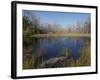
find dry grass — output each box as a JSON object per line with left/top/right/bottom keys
{"left": 31, "top": 33, "right": 90, "bottom": 38}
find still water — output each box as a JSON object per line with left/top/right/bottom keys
{"left": 32, "top": 37, "right": 89, "bottom": 61}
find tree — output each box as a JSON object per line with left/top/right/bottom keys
{"left": 23, "top": 10, "right": 42, "bottom": 46}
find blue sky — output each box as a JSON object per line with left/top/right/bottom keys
{"left": 23, "top": 10, "right": 90, "bottom": 28}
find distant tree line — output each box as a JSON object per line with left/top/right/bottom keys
{"left": 23, "top": 10, "right": 91, "bottom": 35}
{"left": 39, "top": 18, "right": 90, "bottom": 34}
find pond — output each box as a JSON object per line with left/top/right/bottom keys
{"left": 23, "top": 37, "right": 90, "bottom": 69}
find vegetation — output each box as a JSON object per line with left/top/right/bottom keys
{"left": 31, "top": 33, "right": 90, "bottom": 38}
{"left": 23, "top": 11, "right": 90, "bottom": 36}
{"left": 23, "top": 11, "right": 48, "bottom": 47}
{"left": 59, "top": 48, "right": 70, "bottom": 58}
{"left": 64, "top": 45, "right": 91, "bottom": 67}
{"left": 75, "top": 46, "right": 91, "bottom": 66}
{"left": 23, "top": 52, "right": 36, "bottom": 69}
{"left": 23, "top": 10, "right": 91, "bottom": 69}
{"left": 23, "top": 44, "right": 91, "bottom": 69}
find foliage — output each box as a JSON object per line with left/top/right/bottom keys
{"left": 23, "top": 13, "right": 42, "bottom": 46}
{"left": 23, "top": 10, "right": 91, "bottom": 69}
{"left": 65, "top": 58, "right": 75, "bottom": 67}
{"left": 59, "top": 48, "right": 70, "bottom": 58}
{"left": 65, "top": 46, "right": 91, "bottom": 67}
{"left": 23, "top": 52, "right": 36, "bottom": 69}
{"left": 75, "top": 46, "right": 91, "bottom": 66}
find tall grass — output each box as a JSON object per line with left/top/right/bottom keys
{"left": 75, "top": 46, "right": 91, "bottom": 66}
{"left": 23, "top": 52, "right": 36, "bottom": 69}
{"left": 64, "top": 46, "right": 91, "bottom": 67}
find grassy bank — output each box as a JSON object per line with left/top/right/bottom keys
{"left": 31, "top": 33, "right": 90, "bottom": 38}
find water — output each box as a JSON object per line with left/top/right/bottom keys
{"left": 32, "top": 37, "right": 89, "bottom": 61}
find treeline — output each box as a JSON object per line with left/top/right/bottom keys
{"left": 39, "top": 19, "right": 91, "bottom": 34}
{"left": 23, "top": 10, "right": 91, "bottom": 35}
{"left": 66, "top": 18, "right": 91, "bottom": 33}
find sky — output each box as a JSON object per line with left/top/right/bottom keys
{"left": 23, "top": 10, "right": 90, "bottom": 28}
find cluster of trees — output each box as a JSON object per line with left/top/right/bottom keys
{"left": 23, "top": 11, "right": 43, "bottom": 46}
{"left": 66, "top": 17, "right": 91, "bottom": 33}
{"left": 23, "top": 11, "right": 91, "bottom": 35}
{"left": 23, "top": 11, "right": 43, "bottom": 36}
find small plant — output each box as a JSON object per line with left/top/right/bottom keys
{"left": 59, "top": 48, "right": 70, "bottom": 58}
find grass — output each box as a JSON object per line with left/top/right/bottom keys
{"left": 75, "top": 46, "right": 91, "bottom": 66}
{"left": 31, "top": 33, "right": 90, "bottom": 37}
{"left": 23, "top": 47, "right": 37, "bottom": 69}
{"left": 23, "top": 53, "right": 36, "bottom": 69}
{"left": 65, "top": 45, "right": 91, "bottom": 67}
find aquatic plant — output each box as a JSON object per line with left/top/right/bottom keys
{"left": 75, "top": 46, "right": 91, "bottom": 66}
{"left": 59, "top": 48, "right": 70, "bottom": 58}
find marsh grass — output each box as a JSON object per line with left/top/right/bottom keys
{"left": 64, "top": 45, "right": 91, "bottom": 67}
{"left": 75, "top": 46, "right": 91, "bottom": 66}
{"left": 23, "top": 47, "right": 37, "bottom": 69}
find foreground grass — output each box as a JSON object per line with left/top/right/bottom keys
{"left": 65, "top": 46, "right": 91, "bottom": 67}
{"left": 75, "top": 46, "right": 91, "bottom": 66}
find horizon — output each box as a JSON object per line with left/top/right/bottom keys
{"left": 23, "top": 10, "right": 90, "bottom": 29}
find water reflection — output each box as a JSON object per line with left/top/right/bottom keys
{"left": 23, "top": 37, "right": 90, "bottom": 69}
